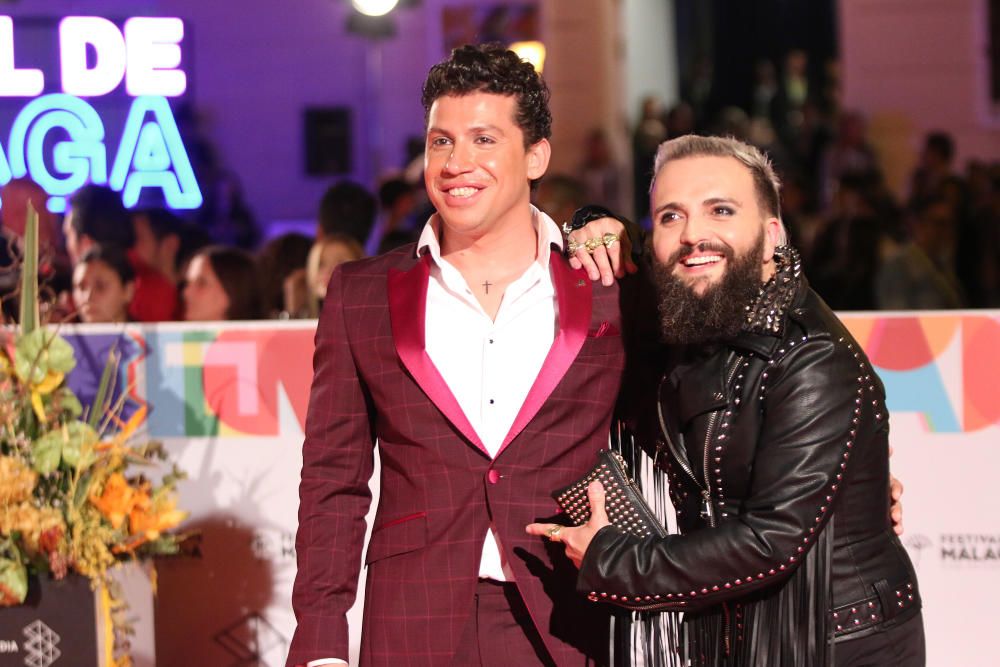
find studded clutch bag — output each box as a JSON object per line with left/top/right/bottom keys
{"left": 552, "top": 449, "right": 667, "bottom": 539}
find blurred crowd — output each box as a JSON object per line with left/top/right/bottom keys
{"left": 0, "top": 47, "right": 996, "bottom": 321}
{"left": 0, "top": 176, "right": 424, "bottom": 325}
{"left": 614, "top": 50, "right": 999, "bottom": 310}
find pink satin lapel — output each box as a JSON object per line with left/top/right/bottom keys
{"left": 388, "top": 254, "right": 487, "bottom": 456}
{"left": 496, "top": 253, "right": 591, "bottom": 454}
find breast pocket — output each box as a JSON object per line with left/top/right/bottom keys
{"left": 579, "top": 332, "right": 623, "bottom": 357}
{"left": 364, "top": 511, "right": 428, "bottom": 565}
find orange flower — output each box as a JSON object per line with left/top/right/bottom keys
{"left": 89, "top": 473, "right": 143, "bottom": 530}
{"left": 128, "top": 495, "right": 186, "bottom": 541}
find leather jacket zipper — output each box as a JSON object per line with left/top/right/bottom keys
{"left": 701, "top": 352, "right": 742, "bottom": 527}
{"left": 657, "top": 352, "right": 742, "bottom": 528}
{"left": 707, "top": 353, "right": 742, "bottom": 655}
{"left": 646, "top": 353, "right": 743, "bottom": 619}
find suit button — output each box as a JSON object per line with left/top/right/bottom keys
{"left": 487, "top": 469, "right": 501, "bottom": 484}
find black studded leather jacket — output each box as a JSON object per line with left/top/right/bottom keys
{"left": 579, "top": 249, "right": 921, "bottom": 657}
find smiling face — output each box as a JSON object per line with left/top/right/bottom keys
{"left": 424, "top": 92, "right": 550, "bottom": 243}
{"left": 650, "top": 155, "right": 781, "bottom": 296}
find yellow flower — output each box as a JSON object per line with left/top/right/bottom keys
{"left": 0, "top": 456, "right": 37, "bottom": 504}
{"left": 34, "top": 370, "right": 64, "bottom": 395}
{"left": 28, "top": 370, "right": 63, "bottom": 423}
{"left": 0, "top": 501, "right": 64, "bottom": 556}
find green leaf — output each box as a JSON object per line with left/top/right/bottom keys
{"left": 60, "top": 422, "right": 97, "bottom": 468}
{"left": 44, "top": 334, "right": 75, "bottom": 374}
{"left": 57, "top": 388, "right": 83, "bottom": 419}
{"left": 19, "top": 203, "right": 38, "bottom": 335}
{"left": 138, "top": 537, "right": 182, "bottom": 556}
{"left": 31, "top": 431, "right": 62, "bottom": 474}
{"left": 14, "top": 330, "right": 75, "bottom": 384}
{"left": 73, "top": 470, "right": 94, "bottom": 507}
{"left": 15, "top": 330, "right": 49, "bottom": 384}
{"left": 89, "top": 348, "right": 118, "bottom": 429}
{"left": 0, "top": 557, "right": 28, "bottom": 605}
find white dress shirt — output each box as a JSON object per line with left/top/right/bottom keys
{"left": 307, "top": 208, "right": 562, "bottom": 666}
{"left": 422, "top": 206, "right": 562, "bottom": 581}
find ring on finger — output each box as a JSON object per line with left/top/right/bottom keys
{"left": 546, "top": 525, "right": 562, "bottom": 540}
{"left": 603, "top": 232, "right": 620, "bottom": 248}
{"left": 584, "top": 237, "right": 603, "bottom": 253}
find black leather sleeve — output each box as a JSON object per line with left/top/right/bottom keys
{"left": 578, "top": 336, "right": 868, "bottom": 611}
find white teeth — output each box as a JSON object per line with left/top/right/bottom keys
{"left": 683, "top": 255, "right": 723, "bottom": 266}
{"left": 448, "top": 187, "right": 477, "bottom": 198}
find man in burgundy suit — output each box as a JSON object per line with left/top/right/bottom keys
{"left": 287, "top": 45, "right": 629, "bottom": 666}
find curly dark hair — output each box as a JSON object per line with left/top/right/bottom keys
{"left": 421, "top": 43, "right": 552, "bottom": 147}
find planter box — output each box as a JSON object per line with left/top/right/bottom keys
{"left": 0, "top": 564, "right": 154, "bottom": 667}
{"left": 0, "top": 574, "right": 98, "bottom": 667}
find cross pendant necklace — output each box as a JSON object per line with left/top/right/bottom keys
{"left": 482, "top": 280, "right": 493, "bottom": 294}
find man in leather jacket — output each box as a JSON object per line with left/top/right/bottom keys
{"left": 529, "top": 135, "right": 925, "bottom": 666}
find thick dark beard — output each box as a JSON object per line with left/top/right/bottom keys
{"left": 652, "top": 237, "right": 765, "bottom": 345}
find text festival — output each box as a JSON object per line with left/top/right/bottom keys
{"left": 0, "top": 16, "right": 201, "bottom": 212}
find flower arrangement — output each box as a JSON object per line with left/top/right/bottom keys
{"left": 0, "top": 205, "right": 187, "bottom": 664}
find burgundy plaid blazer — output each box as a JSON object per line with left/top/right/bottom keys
{"left": 287, "top": 244, "right": 625, "bottom": 666}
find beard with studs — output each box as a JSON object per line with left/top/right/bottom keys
{"left": 651, "top": 232, "right": 765, "bottom": 346}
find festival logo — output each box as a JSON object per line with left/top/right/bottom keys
{"left": 843, "top": 315, "right": 1000, "bottom": 433}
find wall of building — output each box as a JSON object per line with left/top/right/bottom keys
{"left": 624, "top": 0, "right": 678, "bottom": 122}
{"left": 840, "top": 0, "right": 999, "bottom": 194}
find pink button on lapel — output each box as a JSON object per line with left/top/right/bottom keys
{"left": 487, "top": 469, "right": 501, "bottom": 484}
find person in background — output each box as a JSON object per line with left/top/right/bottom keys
{"left": 316, "top": 181, "right": 377, "bottom": 249}
{"left": 182, "top": 246, "right": 262, "bottom": 321}
{"left": 808, "top": 172, "right": 888, "bottom": 310}
{"left": 579, "top": 128, "right": 623, "bottom": 213}
{"left": 256, "top": 232, "right": 314, "bottom": 318}
{"left": 63, "top": 185, "right": 177, "bottom": 322}
{"left": 71, "top": 245, "right": 135, "bottom": 324}
{"left": 750, "top": 59, "right": 779, "bottom": 122}
{"left": 908, "top": 131, "right": 964, "bottom": 210}
{"left": 875, "top": 201, "right": 965, "bottom": 310}
{"left": 301, "top": 233, "right": 364, "bottom": 317}
{"left": 0, "top": 178, "right": 62, "bottom": 256}
{"left": 817, "top": 111, "right": 878, "bottom": 209}
{"left": 0, "top": 178, "right": 69, "bottom": 320}
{"left": 198, "top": 169, "right": 260, "bottom": 249}
{"left": 368, "top": 178, "right": 419, "bottom": 255}
{"left": 781, "top": 49, "right": 810, "bottom": 115}
{"left": 632, "top": 95, "right": 669, "bottom": 222}
{"left": 132, "top": 208, "right": 184, "bottom": 287}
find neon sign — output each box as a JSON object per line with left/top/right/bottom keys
{"left": 0, "top": 16, "right": 201, "bottom": 213}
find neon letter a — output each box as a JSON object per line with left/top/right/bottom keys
{"left": 110, "top": 95, "right": 202, "bottom": 209}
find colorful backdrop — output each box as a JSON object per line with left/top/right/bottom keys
{"left": 61, "top": 312, "right": 1000, "bottom": 666}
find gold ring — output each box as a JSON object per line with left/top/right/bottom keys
{"left": 567, "top": 239, "right": 583, "bottom": 254}
{"left": 546, "top": 526, "right": 562, "bottom": 540}
{"left": 584, "top": 237, "right": 603, "bottom": 253}
{"left": 603, "top": 233, "right": 620, "bottom": 248}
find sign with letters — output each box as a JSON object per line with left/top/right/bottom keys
{"left": 0, "top": 15, "right": 201, "bottom": 213}
{"left": 50, "top": 313, "right": 1000, "bottom": 665}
